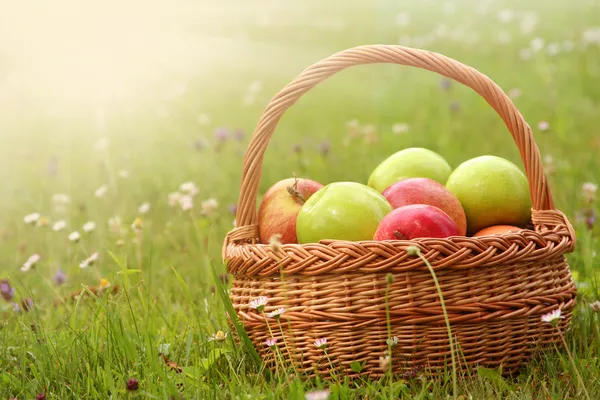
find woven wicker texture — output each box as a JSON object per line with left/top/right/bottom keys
{"left": 223, "top": 45, "right": 577, "bottom": 377}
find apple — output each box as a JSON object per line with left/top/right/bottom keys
{"left": 257, "top": 177, "right": 323, "bottom": 244}
{"left": 373, "top": 204, "right": 460, "bottom": 240}
{"left": 368, "top": 147, "right": 452, "bottom": 193}
{"left": 296, "top": 182, "right": 393, "bottom": 243}
{"left": 382, "top": 178, "right": 467, "bottom": 236}
{"left": 473, "top": 225, "right": 523, "bottom": 237}
{"left": 445, "top": 156, "right": 531, "bottom": 235}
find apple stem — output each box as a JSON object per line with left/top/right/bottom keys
{"left": 287, "top": 179, "right": 305, "bottom": 204}
{"left": 393, "top": 231, "right": 406, "bottom": 240}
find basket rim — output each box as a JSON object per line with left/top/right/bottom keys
{"left": 225, "top": 208, "right": 575, "bottom": 277}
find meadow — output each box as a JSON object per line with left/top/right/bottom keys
{"left": 1, "top": 0, "right": 599, "bottom": 398}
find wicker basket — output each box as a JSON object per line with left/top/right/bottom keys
{"left": 223, "top": 45, "right": 577, "bottom": 378}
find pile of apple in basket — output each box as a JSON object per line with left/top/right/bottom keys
{"left": 258, "top": 147, "right": 532, "bottom": 244}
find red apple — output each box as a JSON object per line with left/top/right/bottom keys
{"left": 373, "top": 204, "right": 460, "bottom": 240}
{"left": 382, "top": 178, "right": 467, "bottom": 236}
{"left": 258, "top": 178, "right": 323, "bottom": 244}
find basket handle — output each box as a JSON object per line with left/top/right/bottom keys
{"left": 232, "top": 45, "right": 554, "bottom": 242}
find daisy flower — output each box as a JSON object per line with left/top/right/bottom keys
{"left": 264, "top": 338, "right": 277, "bottom": 348}
{"left": 138, "top": 202, "right": 151, "bottom": 215}
{"left": 392, "top": 123, "right": 410, "bottom": 135}
{"left": 201, "top": 198, "right": 219, "bottom": 216}
{"left": 179, "top": 182, "right": 200, "bottom": 197}
{"left": 24, "top": 213, "right": 41, "bottom": 225}
{"left": 68, "top": 231, "right": 81, "bottom": 242}
{"left": 108, "top": 216, "right": 122, "bottom": 234}
{"left": 83, "top": 221, "right": 96, "bottom": 233}
{"left": 99, "top": 278, "right": 111, "bottom": 290}
{"left": 249, "top": 296, "right": 268, "bottom": 312}
{"left": 305, "top": 389, "right": 331, "bottom": 400}
{"left": 80, "top": 252, "right": 99, "bottom": 268}
{"left": 94, "top": 184, "right": 108, "bottom": 198}
{"left": 131, "top": 217, "right": 143, "bottom": 231}
{"left": 541, "top": 309, "right": 564, "bottom": 326}
{"left": 207, "top": 330, "right": 228, "bottom": 343}
{"left": 52, "top": 220, "right": 67, "bottom": 232}
{"left": 314, "top": 338, "right": 327, "bottom": 349}
{"left": 179, "top": 195, "right": 193, "bottom": 211}
{"left": 267, "top": 307, "right": 286, "bottom": 319}
{"left": 168, "top": 192, "right": 182, "bottom": 207}
{"left": 21, "top": 254, "right": 41, "bottom": 272}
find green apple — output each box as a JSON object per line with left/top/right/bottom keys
{"left": 296, "top": 182, "right": 393, "bottom": 243}
{"left": 445, "top": 155, "right": 532, "bottom": 234}
{"left": 368, "top": 148, "right": 452, "bottom": 192}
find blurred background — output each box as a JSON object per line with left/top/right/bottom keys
{"left": 0, "top": 0, "right": 599, "bottom": 284}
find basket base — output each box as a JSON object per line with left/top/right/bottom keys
{"left": 241, "top": 313, "right": 573, "bottom": 379}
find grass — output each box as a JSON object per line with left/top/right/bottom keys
{"left": 1, "top": 0, "right": 600, "bottom": 398}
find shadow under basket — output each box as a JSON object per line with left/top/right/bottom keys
{"left": 222, "top": 45, "right": 577, "bottom": 378}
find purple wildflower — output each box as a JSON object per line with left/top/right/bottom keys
{"left": 228, "top": 204, "right": 238, "bottom": 215}
{"left": 214, "top": 127, "right": 230, "bottom": 142}
{"left": 449, "top": 101, "right": 461, "bottom": 113}
{"left": 1, "top": 279, "right": 15, "bottom": 301}
{"left": 440, "top": 78, "right": 452, "bottom": 91}
{"left": 20, "top": 298, "right": 34, "bottom": 312}
{"left": 586, "top": 210, "right": 596, "bottom": 230}
{"left": 318, "top": 141, "right": 331, "bottom": 157}
{"left": 233, "top": 130, "right": 245, "bottom": 141}
{"left": 54, "top": 269, "right": 67, "bottom": 286}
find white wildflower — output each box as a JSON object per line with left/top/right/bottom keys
{"left": 168, "top": 192, "right": 182, "bottom": 207}
{"left": 305, "top": 390, "right": 331, "bottom": 400}
{"left": 314, "top": 338, "right": 327, "bottom": 349}
{"left": 52, "top": 220, "right": 67, "bottom": 232}
{"left": 530, "top": 37, "right": 545, "bottom": 52}
{"left": 249, "top": 296, "right": 268, "bottom": 312}
{"left": 24, "top": 213, "right": 40, "bottom": 225}
{"left": 379, "top": 355, "right": 390, "bottom": 371}
{"left": 538, "top": 121, "right": 550, "bottom": 131}
{"left": 94, "top": 184, "right": 108, "bottom": 198}
{"left": 52, "top": 194, "right": 71, "bottom": 206}
{"left": 21, "top": 254, "right": 41, "bottom": 272}
{"left": 582, "top": 27, "right": 600, "bottom": 45}
{"left": 108, "top": 216, "right": 122, "bottom": 234}
{"left": 546, "top": 43, "right": 561, "bottom": 56}
{"left": 541, "top": 309, "right": 564, "bottom": 326}
{"left": 392, "top": 123, "right": 410, "bottom": 135}
{"left": 79, "top": 252, "right": 99, "bottom": 268}
{"left": 201, "top": 198, "right": 219, "bottom": 216}
{"left": 386, "top": 336, "right": 399, "bottom": 347}
{"left": 179, "top": 182, "right": 200, "bottom": 197}
{"left": 82, "top": 221, "right": 96, "bottom": 233}
{"left": 207, "top": 330, "right": 228, "bottom": 343}
{"left": 179, "top": 195, "right": 194, "bottom": 211}
{"left": 138, "top": 202, "right": 151, "bottom": 215}
{"left": 68, "top": 231, "right": 81, "bottom": 242}
{"left": 266, "top": 307, "right": 286, "bottom": 319}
